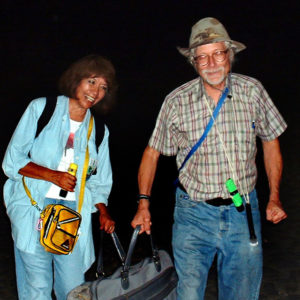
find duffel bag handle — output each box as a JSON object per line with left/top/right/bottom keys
{"left": 96, "top": 230, "right": 126, "bottom": 278}
{"left": 121, "top": 225, "right": 162, "bottom": 290}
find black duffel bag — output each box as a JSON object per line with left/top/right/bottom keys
{"left": 67, "top": 225, "right": 178, "bottom": 300}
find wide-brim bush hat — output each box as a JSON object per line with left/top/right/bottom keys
{"left": 177, "top": 17, "right": 246, "bottom": 58}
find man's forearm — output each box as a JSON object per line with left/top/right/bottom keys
{"left": 262, "top": 138, "right": 283, "bottom": 202}
{"left": 138, "top": 146, "right": 160, "bottom": 197}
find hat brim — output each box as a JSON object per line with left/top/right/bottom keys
{"left": 177, "top": 39, "right": 246, "bottom": 58}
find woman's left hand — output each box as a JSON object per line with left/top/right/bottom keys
{"left": 99, "top": 213, "right": 115, "bottom": 234}
{"left": 96, "top": 203, "right": 115, "bottom": 233}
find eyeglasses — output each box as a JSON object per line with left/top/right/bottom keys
{"left": 193, "top": 49, "right": 229, "bottom": 66}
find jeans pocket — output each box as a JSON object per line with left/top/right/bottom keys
{"left": 175, "top": 188, "right": 198, "bottom": 208}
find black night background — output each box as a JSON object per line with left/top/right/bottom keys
{"left": 0, "top": 1, "right": 299, "bottom": 298}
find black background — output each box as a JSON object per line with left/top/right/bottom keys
{"left": 0, "top": 0, "right": 299, "bottom": 286}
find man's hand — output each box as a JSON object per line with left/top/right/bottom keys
{"left": 131, "top": 200, "right": 152, "bottom": 235}
{"left": 131, "top": 146, "right": 160, "bottom": 235}
{"left": 266, "top": 200, "right": 287, "bottom": 224}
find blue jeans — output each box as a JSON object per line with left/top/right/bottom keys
{"left": 14, "top": 199, "right": 85, "bottom": 300}
{"left": 172, "top": 188, "right": 262, "bottom": 300}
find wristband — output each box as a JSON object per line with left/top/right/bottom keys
{"left": 137, "top": 194, "right": 150, "bottom": 204}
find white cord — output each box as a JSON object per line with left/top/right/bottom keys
{"left": 231, "top": 98, "right": 250, "bottom": 204}
{"left": 203, "top": 91, "right": 250, "bottom": 204}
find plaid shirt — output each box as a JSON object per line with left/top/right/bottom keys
{"left": 149, "top": 73, "right": 287, "bottom": 201}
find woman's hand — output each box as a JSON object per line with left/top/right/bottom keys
{"left": 96, "top": 203, "right": 115, "bottom": 234}
{"left": 99, "top": 213, "right": 115, "bottom": 234}
{"left": 52, "top": 171, "right": 77, "bottom": 191}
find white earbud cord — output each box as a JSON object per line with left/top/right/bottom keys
{"left": 230, "top": 97, "right": 251, "bottom": 204}
{"left": 203, "top": 90, "right": 250, "bottom": 204}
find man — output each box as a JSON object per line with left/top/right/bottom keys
{"left": 131, "top": 17, "right": 287, "bottom": 299}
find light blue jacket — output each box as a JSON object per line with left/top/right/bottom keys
{"left": 2, "top": 95, "right": 112, "bottom": 271}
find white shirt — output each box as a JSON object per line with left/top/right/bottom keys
{"left": 45, "top": 119, "right": 81, "bottom": 200}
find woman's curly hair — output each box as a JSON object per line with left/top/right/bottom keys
{"left": 58, "top": 54, "right": 118, "bottom": 114}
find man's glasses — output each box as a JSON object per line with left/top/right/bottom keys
{"left": 193, "top": 49, "right": 229, "bottom": 66}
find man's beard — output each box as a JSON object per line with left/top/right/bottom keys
{"left": 202, "top": 66, "right": 226, "bottom": 86}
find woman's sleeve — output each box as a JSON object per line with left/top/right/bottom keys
{"left": 87, "top": 125, "right": 113, "bottom": 206}
{"left": 2, "top": 99, "right": 44, "bottom": 180}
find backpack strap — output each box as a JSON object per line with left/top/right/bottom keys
{"left": 94, "top": 117, "right": 105, "bottom": 149}
{"left": 90, "top": 117, "right": 105, "bottom": 176}
{"left": 35, "top": 96, "right": 57, "bottom": 138}
{"left": 35, "top": 96, "right": 105, "bottom": 148}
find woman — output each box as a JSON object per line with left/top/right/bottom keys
{"left": 2, "top": 54, "right": 117, "bottom": 299}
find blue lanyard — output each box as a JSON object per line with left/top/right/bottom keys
{"left": 175, "top": 87, "right": 229, "bottom": 184}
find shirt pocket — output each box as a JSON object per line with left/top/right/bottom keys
{"left": 86, "top": 157, "right": 98, "bottom": 180}
{"left": 236, "top": 121, "right": 257, "bottom": 161}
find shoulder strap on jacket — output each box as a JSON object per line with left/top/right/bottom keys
{"left": 35, "top": 96, "right": 57, "bottom": 138}
{"left": 94, "top": 117, "right": 105, "bottom": 149}
{"left": 35, "top": 96, "right": 105, "bottom": 148}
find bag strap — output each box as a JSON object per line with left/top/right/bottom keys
{"left": 174, "top": 87, "right": 229, "bottom": 185}
{"left": 95, "top": 119, "right": 105, "bottom": 150}
{"left": 120, "top": 225, "right": 161, "bottom": 289}
{"left": 36, "top": 96, "right": 57, "bottom": 138}
{"left": 22, "top": 115, "right": 94, "bottom": 214}
{"left": 77, "top": 115, "right": 93, "bottom": 213}
{"left": 96, "top": 230, "right": 126, "bottom": 278}
{"left": 22, "top": 177, "right": 43, "bottom": 212}
{"left": 36, "top": 96, "right": 105, "bottom": 148}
